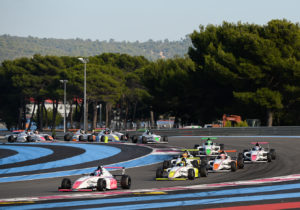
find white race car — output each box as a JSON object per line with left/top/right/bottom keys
{"left": 156, "top": 151, "right": 208, "bottom": 180}
{"left": 58, "top": 166, "right": 131, "bottom": 191}
{"left": 96, "top": 129, "right": 128, "bottom": 142}
{"left": 192, "top": 137, "right": 224, "bottom": 157}
{"left": 242, "top": 142, "right": 276, "bottom": 163}
{"left": 206, "top": 150, "right": 244, "bottom": 172}
{"left": 131, "top": 130, "right": 168, "bottom": 144}
{"left": 64, "top": 130, "right": 96, "bottom": 142}
{"left": 7, "top": 130, "right": 54, "bottom": 143}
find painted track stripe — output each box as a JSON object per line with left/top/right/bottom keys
{"left": 0, "top": 145, "right": 53, "bottom": 165}
{"left": 0, "top": 143, "right": 120, "bottom": 175}
{"left": 202, "top": 201, "right": 300, "bottom": 210}
{"left": 3, "top": 182, "right": 300, "bottom": 209}
{"left": 0, "top": 154, "right": 173, "bottom": 183}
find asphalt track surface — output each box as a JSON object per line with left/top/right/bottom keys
{"left": 1, "top": 136, "right": 300, "bottom": 209}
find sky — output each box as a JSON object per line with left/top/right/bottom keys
{"left": 0, "top": 0, "right": 299, "bottom": 42}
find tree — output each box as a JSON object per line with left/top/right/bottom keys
{"left": 189, "top": 19, "right": 300, "bottom": 126}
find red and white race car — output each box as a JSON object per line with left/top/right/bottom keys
{"left": 242, "top": 142, "right": 276, "bottom": 163}
{"left": 58, "top": 166, "right": 131, "bottom": 191}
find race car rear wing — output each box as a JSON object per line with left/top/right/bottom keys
{"left": 104, "top": 166, "right": 125, "bottom": 175}
{"left": 251, "top": 142, "right": 269, "bottom": 144}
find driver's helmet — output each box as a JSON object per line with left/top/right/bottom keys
{"left": 94, "top": 166, "right": 102, "bottom": 176}
{"left": 146, "top": 130, "right": 150, "bottom": 135}
{"left": 104, "top": 129, "right": 110, "bottom": 134}
{"left": 80, "top": 129, "right": 84, "bottom": 134}
{"left": 34, "top": 130, "right": 39, "bottom": 134}
{"left": 220, "top": 153, "right": 226, "bottom": 159}
{"left": 182, "top": 152, "right": 188, "bottom": 158}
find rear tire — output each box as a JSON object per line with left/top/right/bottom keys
{"left": 79, "top": 135, "right": 84, "bottom": 141}
{"left": 194, "top": 144, "right": 199, "bottom": 149}
{"left": 8, "top": 135, "right": 14, "bottom": 143}
{"left": 237, "top": 153, "right": 244, "bottom": 169}
{"left": 97, "top": 179, "right": 106, "bottom": 191}
{"left": 270, "top": 149, "right": 276, "bottom": 160}
{"left": 121, "top": 175, "right": 131, "bottom": 189}
{"left": 192, "top": 160, "right": 199, "bottom": 168}
{"left": 188, "top": 169, "right": 195, "bottom": 180}
{"left": 163, "top": 136, "right": 168, "bottom": 142}
{"left": 61, "top": 178, "right": 71, "bottom": 189}
{"left": 199, "top": 166, "right": 208, "bottom": 177}
{"left": 219, "top": 144, "right": 225, "bottom": 150}
{"left": 267, "top": 153, "right": 272, "bottom": 162}
{"left": 132, "top": 136, "right": 138, "bottom": 143}
{"left": 163, "top": 160, "right": 170, "bottom": 169}
{"left": 26, "top": 136, "right": 32, "bottom": 142}
{"left": 45, "top": 135, "right": 50, "bottom": 141}
{"left": 142, "top": 136, "right": 147, "bottom": 144}
{"left": 64, "top": 134, "right": 71, "bottom": 141}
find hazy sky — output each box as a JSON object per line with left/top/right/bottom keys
{"left": 0, "top": 0, "right": 299, "bottom": 42}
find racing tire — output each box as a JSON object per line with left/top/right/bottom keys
{"left": 64, "top": 134, "right": 71, "bottom": 141}
{"left": 78, "top": 135, "right": 84, "bottom": 141}
{"left": 87, "top": 135, "right": 93, "bottom": 142}
{"left": 163, "top": 160, "right": 170, "bottom": 169}
{"left": 125, "top": 133, "right": 130, "bottom": 141}
{"left": 200, "top": 157, "right": 208, "bottom": 166}
{"left": 194, "top": 144, "right": 199, "bottom": 149}
{"left": 120, "top": 135, "right": 125, "bottom": 141}
{"left": 100, "top": 136, "right": 105, "bottom": 142}
{"left": 192, "top": 160, "right": 199, "bottom": 168}
{"left": 188, "top": 169, "right": 195, "bottom": 180}
{"left": 270, "top": 149, "right": 276, "bottom": 160}
{"left": 121, "top": 175, "right": 131, "bottom": 189}
{"left": 26, "top": 136, "right": 32, "bottom": 142}
{"left": 243, "top": 149, "right": 248, "bottom": 154}
{"left": 267, "top": 153, "right": 272, "bottom": 162}
{"left": 8, "top": 135, "right": 14, "bottom": 143}
{"left": 199, "top": 166, "right": 208, "bottom": 177}
{"left": 156, "top": 168, "right": 164, "bottom": 178}
{"left": 61, "top": 178, "right": 71, "bottom": 189}
{"left": 163, "top": 136, "right": 168, "bottom": 142}
{"left": 132, "top": 136, "right": 138, "bottom": 143}
{"left": 230, "top": 161, "right": 237, "bottom": 172}
{"left": 142, "top": 136, "right": 147, "bottom": 144}
{"left": 44, "top": 135, "right": 49, "bottom": 141}
{"left": 237, "top": 154, "right": 244, "bottom": 169}
{"left": 97, "top": 179, "right": 107, "bottom": 191}
{"left": 220, "top": 144, "right": 225, "bottom": 151}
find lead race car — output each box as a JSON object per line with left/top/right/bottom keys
{"left": 206, "top": 150, "right": 244, "bottom": 172}
{"left": 156, "top": 151, "right": 208, "bottom": 180}
{"left": 242, "top": 142, "right": 276, "bottom": 163}
{"left": 59, "top": 166, "right": 131, "bottom": 192}
{"left": 131, "top": 129, "right": 168, "bottom": 144}
{"left": 192, "top": 137, "right": 224, "bottom": 157}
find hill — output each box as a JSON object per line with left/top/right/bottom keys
{"left": 0, "top": 34, "right": 192, "bottom": 62}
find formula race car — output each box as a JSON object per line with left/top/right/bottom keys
{"left": 242, "top": 142, "right": 276, "bottom": 163}
{"left": 161, "top": 150, "right": 205, "bottom": 169}
{"left": 192, "top": 137, "right": 224, "bottom": 157}
{"left": 131, "top": 130, "right": 168, "bottom": 144}
{"left": 6, "top": 130, "right": 24, "bottom": 142}
{"left": 7, "top": 130, "right": 54, "bottom": 143}
{"left": 206, "top": 150, "right": 244, "bottom": 172}
{"left": 156, "top": 151, "right": 208, "bottom": 180}
{"left": 58, "top": 166, "right": 131, "bottom": 191}
{"left": 64, "top": 129, "right": 96, "bottom": 142}
{"left": 96, "top": 129, "right": 128, "bottom": 142}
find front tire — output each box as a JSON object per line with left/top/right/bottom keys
{"left": 270, "top": 149, "right": 276, "bottom": 160}
{"left": 64, "top": 134, "right": 71, "bottom": 141}
{"left": 163, "top": 160, "right": 170, "bottom": 169}
{"left": 230, "top": 161, "right": 237, "bottom": 172}
{"left": 188, "top": 169, "right": 195, "bottom": 180}
{"left": 163, "top": 136, "right": 168, "bottom": 142}
{"left": 61, "top": 178, "right": 71, "bottom": 189}
{"left": 97, "top": 179, "right": 106, "bottom": 191}
{"left": 132, "top": 136, "right": 138, "bottom": 143}
{"left": 156, "top": 168, "right": 164, "bottom": 178}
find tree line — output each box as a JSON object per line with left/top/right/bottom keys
{"left": 0, "top": 19, "right": 299, "bottom": 131}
